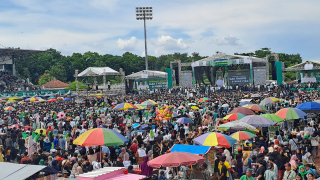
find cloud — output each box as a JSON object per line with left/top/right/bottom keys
{"left": 155, "top": 35, "right": 188, "bottom": 55}
{"left": 212, "top": 35, "right": 240, "bottom": 46}
{"left": 117, "top": 37, "right": 138, "bottom": 51}
{"left": 89, "top": 0, "right": 119, "bottom": 11}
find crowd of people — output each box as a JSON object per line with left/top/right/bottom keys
{"left": 0, "top": 71, "right": 40, "bottom": 92}
{"left": 0, "top": 85, "right": 319, "bottom": 180}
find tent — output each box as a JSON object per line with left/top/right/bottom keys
{"left": 0, "top": 162, "right": 58, "bottom": 180}
{"left": 125, "top": 70, "right": 167, "bottom": 79}
{"left": 78, "top": 67, "right": 119, "bottom": 77}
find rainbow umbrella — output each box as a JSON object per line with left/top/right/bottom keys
{"left": 261, "top": 114, "right": 284, "bottom": 123}
{"left": 198, "top": 97, "right": 210, "bottom": 103}
{"left": 74, "top": 128, "right": 128, "bottom": 146}
{"left": 113, "top": 103, "right": 138, "bottom": 111}
{"left": 57, "top": 97, "right": 64, "bottom": 100}
{"left": 259, "top": 97, "right": 279, "bottom": 106}
{"left": 193, "top": 132, "right": 238, "bottom": 148}
{"left": 176, "top": 117, "right": 194, "bottom": 124}
{"left": 223, "top": 113, "right": 246, "bottom": 121}
{"left": 230, "top": 131, "right": 257, "bottom": 141}
{"left": 30, "top": 97, "right": 39, "bottom": 102}
{"left": 5, "top": 100, "right": 15, "bottom": 105}
{"left": 243, "top": 104, "right": 266, "bottom": 112}
{"left": 135, "top": 104, "right": 145, "bottom": 110}
{"left": 275, "top": 108, "right": 307, "bottom": 120}
{"left": 4, "top": 106, "right": 16, "bottom": 111}
{"left": 141, "top": 99, "right": 157, "bottom": 108}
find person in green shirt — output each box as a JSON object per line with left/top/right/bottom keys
{"left": 239, "top": 168, "right": 254, "bottom": 180}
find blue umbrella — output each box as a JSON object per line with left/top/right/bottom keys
{"left": 176, "top": 117, "right": 194, "bottom": 124}
{"left": 137, "top": 130, "right": 145, "bottom": 133}
{"left": 240, "top": 101, "right": 253, "bottom": 106}
{"left": 296, "top": 102, "right": 320, "bottom": 113}
{"left": 139, "top": 124, "right": 148, "bottom": 130}
{"left": 132, "top": 123, "right": 140, "bottom": 128}
{"left": 64, "top": 98, "right": 71, "bottom": 101}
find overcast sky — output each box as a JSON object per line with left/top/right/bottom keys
{"left": 0, "top": 0, "right": 319, "bottom": 60}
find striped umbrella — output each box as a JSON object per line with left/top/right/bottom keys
{"left": 4, "top": 106, "right": 16, "bottom": 111}
{"left": 223, "top": 113, "right": 246, "bottom": 121}
{"left": 113, "top": 103, "right": 138, "bottom": 111}
{"left": 30, "top": 97, "right": 39, "bottom": 102}
{"left": 176, "top": 117, "right": 194, "bottom": 124}
{"left": 141, "top": 99, "right": 157, "bottom": 108}
{"left": 230, "top": 131, "right": 256, "bottom": 141}
{"left": 57, "top": 97, "right": 64, "bottom": 100}
{"left": 261, "top": 114, "right": 284, "bottom": 123}
{"left": 275, "top": 108, "right": 307, "bottom": 120}
{"left": 135, "top": 104, "right": 145, "bottom": 110}
{"left": 74, "top": 128, "right": 128, "bottom": 146}
{"left": 243, "top": 104, "right": 266, "bottom": 112}
{"left": 193, "top": 132, "right": 238, "bottom": 148}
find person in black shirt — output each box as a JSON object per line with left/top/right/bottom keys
{"left": 153, "top": 141, "right": 161, "bottom": 158}
{"left": 179, "top": 125, "right": 185, "bottom": 140}
{"left": 18, "top": 136, "right": 25, "bottom": 155}
{"left": 218, "top": 159, "right": 228, "bottom": 180}
{"left": 256, "top": 159, "right": 265, "bottom": 180}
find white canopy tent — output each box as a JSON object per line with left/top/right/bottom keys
{"left": 78, "top": 67, "right": 119, "bottom": 77}
{"left": 125, "top": 70, "right": 167, "bottom": 79}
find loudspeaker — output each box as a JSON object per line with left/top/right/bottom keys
{"left": 271, "top": 61, "right": 277, "bottom": 80}
{"left": 175, "top": 67, "right": 179, "bottom": 85}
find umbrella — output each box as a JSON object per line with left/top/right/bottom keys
{"left": 230, "top": 131, "right": 257, "bottom": 141}
{"left": 132, "top": 123, "right": 140, "bottom": 128}
{"left": 178, "top": 106, "right": 185, "bottom": 109}
{"left": 35, "top": 129, "right": 47, "bottom": 136}
{"left": 64, "top": 98, "right": 71, "bottom": 101}
{"left": 191, "top": 106, "right": 199, "bottom": 110}
{"left": 135, "top": 104, "right": 145, "bottom": 110}
{"left": 148, "top": 152, "right": 205, "bottom": 168}
{"left": 188, "top": 103, "right": 197, "bottom": 106}
{"left": 198, "top": 97, "right": 210, "bottom": 103}
{"left": 4, "top": 106, "right": 16, "bottom": 111}
{"left": 7, "top": 97, "right": 21, "bottom": 100}
{"left": 48, "top": 99, "right": 57, "bottom": 102}
{"left": 48, "top": 96, "right": 55, "bottom": 99}
{"left": 251, "top": 94, "right": 261, "bottom": 98}
{"left": 176, "top": 117, "right": 194, "bottom": 124}
{"left": 243, "top": 104, "right": 266, "bottom": 112}
{"left": 141, "top": 99, "right": 157, "bottom": 108}
{"left": 113, "top": 103, "right": 138, "bottom": 111}
{"left": 97, "top": 96, "right": 102, "bottom": 98}
{"left": 259, "top": 97, "right": 279, "bottom": 106}
{"left": 313, "top": 100, "right": 320, "bottom": 103}
{"left": 223, "top": 113, "right": 246, "bottom": 121}
{"left": 57, "top": 97, "right": 64, "bottom": 100}
{"left": 218, "top": 120, "right": 258, "bottom": 132}
{"left": 172, "top": 112, "right": 179, "bottom": 117}
{"left": 5, "top": 101, "right": 14, "bottom": 105}
{"left": 275, "top": 108, "right": 307, "bottom": 120}
{"left": 239, "top": 101, "right": 253, "bottom": 106}
{"left": 222, "top": 104, "right": 229, "bottom": 108}
{"left": 22, "top": 126, "right": 33, "bottom": 131}
{"left": 296, "top": 102, "right": 320, "bottom": 113}
{"left": 139, "top": 124, "right": 148, "bottom": 130}
{"left": 30, "top": 97, "right": 39, "bottom": 102}
{"left": 74, "top": 128, "right": 128, "bottom": 146}
{"left": 229, "top": 107, "right": 255, "bottom": 115}
{"left": 193, "top": 132, "right": 238, "bottom": 147}
{"left": 261, "top": 114, "right": 284, "bottom": 123}
{"left": 239, "top": 115, "right": 276, "bottom": 127}
{"left": 39, "top": 99, "right": 46, "bottom": 102}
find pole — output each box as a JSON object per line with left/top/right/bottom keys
{"left": 143, "top": 11, "right": 148, "bottom": 70}
{"left": 192, "top": 60, "right": 195, "bottom": 87}
{"left": 250, "top": 57, "right": 253, "bottom": 85}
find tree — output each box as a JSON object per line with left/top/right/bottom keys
{"left": 66, "top": 81, "right": 87, "bottom": 91}
{"left": 49, "top": 65, "right": 67, "bottom": 82}
{"left": 38, "top": 71, "right": 54, "bottom": 85}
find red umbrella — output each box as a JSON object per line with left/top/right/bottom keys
{"left": 229, "top": 107, "right": 255, "bottom": 115}
{"left": 23, "top": 126, "right": 33, "bottom": 131}
{"left": 147, "top": 152, "right": 205, "bottom": 167}
{"left": 48, "top": 99, "right": 57, "bottom": 102}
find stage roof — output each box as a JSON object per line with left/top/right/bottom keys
{"left": 0, "top": 48, "right": 47, "bottom": 56}
{"left": 125, "top": 70, "right": 167, "bottom": 79}
{"left": 78, "top": 67, "right": 119, "bottom": 77}
{"left": 285, "top": 60, "right": 320, "bottom": 71}
{"left": 197, "top": 52, "right": 266, "bottom": 63}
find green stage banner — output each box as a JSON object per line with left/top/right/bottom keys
{"left": 0, "top": 89, "right": 70, "bottom": 97}
{"left": 135, "top": 78, "right": 167, "bottom": 90}
{"left": 213, "top": 59, "right": 228, "bottom": 66}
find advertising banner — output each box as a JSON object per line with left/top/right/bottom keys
{"left": 299, "top": 70, "right": 320, "bottom": 83}
{"left": 228, "top": 71, "right": 250, "bottom": 85}
{"left": 0, "top": 89, "right": 70, "bottom": 97}
{"left": 135, "top": 78, "right": 167, "bottom": 90}
{"left": 213, "top": 59, "right": 228, "bottom": 66}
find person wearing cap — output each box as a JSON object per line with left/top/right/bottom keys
{"left": 283, "top": 163, "right": 296, "bottom": 180}
{"left": 256, "top": 159, "right": 266, "bottom": 180}
{"left": 239, "top": 168, "right": 254, "bottom": 180}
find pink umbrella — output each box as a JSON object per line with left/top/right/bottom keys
{"left": 9, "top": 124, "right": 20, "bottom": 129}
{"left": 147, "top": 151, "right": 205, "bottom": 167}
{"left": 178, "top": 106, "right": 184, "bottom": 109}
{"left": 23, "top": 126, "right": 33, "bottom": 131}
{"left": 58, "top": 112, "right": 65, "bottom": 119}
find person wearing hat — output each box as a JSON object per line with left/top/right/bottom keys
{"left": 62, "top": 170, "right": 69, "bottom": 179}
{"left": 283, "top": 163, "right": 296, "bottom": 180}
{"left": 239, "top": 168, "right": 254, "bottom": 180}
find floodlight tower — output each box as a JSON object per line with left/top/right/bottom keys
{"left": 136, "top": 7, "right": 153, "bottom": 70}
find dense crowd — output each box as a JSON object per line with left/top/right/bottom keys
{"left": 0, "top": 85, "right": 320, "bottom": 180}
{"left": 0, "top": 71, "right": 39, "bottom": 92}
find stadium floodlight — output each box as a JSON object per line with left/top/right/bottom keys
{"left": 136, "top": 7, "right": 153, "bottom": 70}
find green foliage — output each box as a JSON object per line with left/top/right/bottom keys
{"left": 67, "top": 81, "right": 87, "bottom": 91}
{"left": 38, "top": 73, "right": 54, "bottom": 85}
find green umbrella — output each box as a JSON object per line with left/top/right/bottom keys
{"left": 261, "top": 114, "right": 284, "bottom": 123}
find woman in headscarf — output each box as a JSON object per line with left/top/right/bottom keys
{"left": 140, "top": 156, "right": 153, "bottom": 177}
{"left": 242, "top": 152, "right": 250, "bottom": 174}
{"left": 259, "top": 146, "right": 265, "bottom": 154}
{"left": 223, "top": 149, "right": 232, "bottom": 166}
{"left": 118, "top": 147, "right": 129, "bottom": 161}
{"left": 43, "top": 137, "right": 51, "bottom": 152}
{"left": 289, "top": 155, "right": 298, "bottom": 170}
{"left": 302, "top": 152, "right": 313, "bottom": 165}
{"left": 71, "top": 161, "right": 80, "bottom": 175}
{"left": 147, "top": 150, "right": 153, "bottom": 161}
{"left": 298, "top": 165, "right": 308, "bottom": 180}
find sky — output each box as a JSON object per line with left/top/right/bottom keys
{"left": 0, "top": 0, "right": 320, "bottom": 61}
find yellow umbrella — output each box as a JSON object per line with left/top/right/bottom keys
{"left": 191, "top": 106, "right": 199, "bottom": 110}
{"left": 269, "top": 97, "right": 280, "bottom": 102}
{"left": 7, "top": 97, "right": 21, "bottom": 100}
{"left": 35, "top": 129, "right": 46, "bottom": 136}
{"left": 135, "top": 105, "right": 145, "bottom": 110}
{"left": 96, "top": 94, "right": 103, "bottom": 96}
